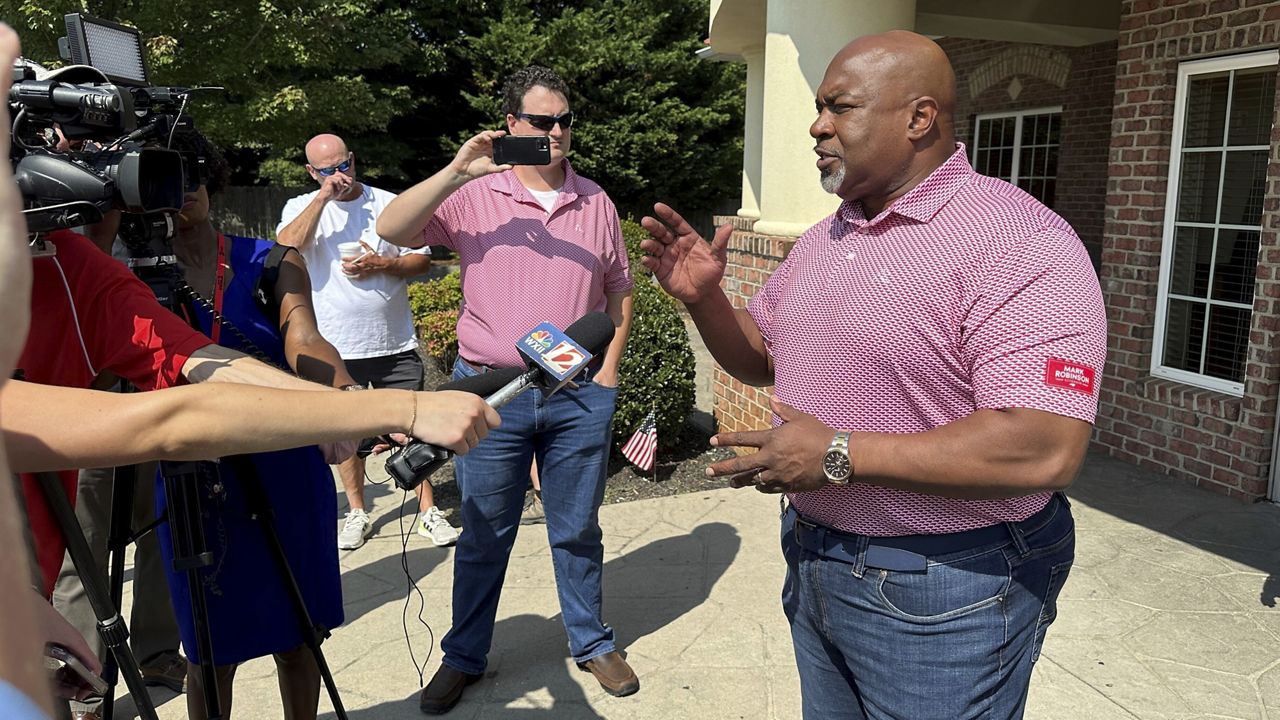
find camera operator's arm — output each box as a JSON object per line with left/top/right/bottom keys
{"left": 179, "top": 344, "right": 335, "bottom": 391}
{"left": 2, "top": 380, "right": 498, "bottom": 470}
{"left": 274, "top": 250, "right": 357, "bottom": 388}
{"left": 377, "top": 130, "right": 511, "bottom": 247}
{"left": 275, "top": 174, "right": 349, "bottom": 250}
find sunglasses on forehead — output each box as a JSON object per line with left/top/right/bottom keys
{"left": 516, "top": 111, "right": 575, "bottom": 131}
{"left": 313, "top": 153, "right": 353, "bottom": 177}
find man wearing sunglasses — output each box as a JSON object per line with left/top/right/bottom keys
{"left": 276, "top": 134, "right": 461, "bottom": 551}
{"left": 378, "top": 65, "right": 636, "bottom": 714}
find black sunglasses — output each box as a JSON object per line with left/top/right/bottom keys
{"left": 314, "top": 154, "right": 353, "bottom": 177}
{"left": 516, "top": 112, "right": 575, "bottom": 132}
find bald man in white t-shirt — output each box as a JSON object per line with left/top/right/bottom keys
{"left": 276, "top": 134, "right": 460, "bottom": 550}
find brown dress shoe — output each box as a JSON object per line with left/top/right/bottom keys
{"left": 577, "top": 651, "right": 639, "bottom": 697}
{"left": 419, "top": 664, "right": 483, "bottom": 715}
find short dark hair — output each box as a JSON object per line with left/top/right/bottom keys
{"left": 501, "top": 65, "right": 569, "bottom": 117}
{"left": 169, "top": 129, "right": 231, "bottom": 198}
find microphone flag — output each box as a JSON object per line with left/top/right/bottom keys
{"left": 620, "top": 409, "right": 658, "bottom": 473}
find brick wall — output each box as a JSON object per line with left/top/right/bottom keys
{"left": 1098, "top": 0, "right": 1280, "bottom": 499}
{"left": 938, "top": 38, "right": 1117, "bottom": 267}
{"left": 711, "top": 215, "right": 793, "bottom": 433}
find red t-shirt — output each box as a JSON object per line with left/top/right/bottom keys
{"left": 16, "top": 230, "right": 212, "bottom": 595}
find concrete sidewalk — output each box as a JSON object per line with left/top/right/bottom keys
{"left": 113, "top": 451, "right": 1280, "bottom": 719}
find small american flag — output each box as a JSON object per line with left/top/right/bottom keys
{"left": 620, "top": 409, "right": 658, "bottom": 472}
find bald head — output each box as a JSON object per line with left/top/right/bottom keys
{"left": 831, "top": 30, "right": 956, "bottom": 138}
{"left": 305, "top": 134, "right": 349, "bottom": 167}
{"left": 810, "top": 30, "right": 958, "bottom": 210}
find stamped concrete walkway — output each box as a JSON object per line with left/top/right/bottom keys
{"left": 111, "top": 451, "right": 1280, "bottom": 719}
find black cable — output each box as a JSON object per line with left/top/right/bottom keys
{"left": 397, "top": 489, "right": 435, "bottom": 687}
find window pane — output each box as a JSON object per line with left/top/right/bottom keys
{"left": 1211, "top": 229, "right": 1261, "bottom": 304}
{"left": 999, "top": 148, "right": 1012, "bottom": 178}
{"left": 1043, "top": 179, "right": 1056, "bottom": 206}
{"left": 1001, "top": 117, "right": 1015, "bottom": 146}
{"left": 1218, "top": 150, "right": 1268, "bottom": 226}
{"left": 1048, "top": 113, "right": 1061, "bottom": 145}
{"left": 1170, "top": 226, "right": 1215, "bottom": 298}
{"left": 1184, "top": 73, "right": 1230, "bottom": 147}
{"left": 1203, "top": 305, "right": 1250, "bottom": 382}
{"left": 1175, "top": 152, "right": 1222, "bottom": 223}
{"left": 1020, "top": 145, "right": 1034, "bottom": 179}
{"left": 1163, "top": 299, "right": 1206, "bottom": 373}
{"left": 1227, "top": 67, "right": 1277, "bottom": 146}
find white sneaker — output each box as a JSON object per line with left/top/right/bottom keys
{"left": 418, "top": 506, "right": 460, "bottom": 547}
{"left": 338, "top": 509, "right": 373, "bottom": 550}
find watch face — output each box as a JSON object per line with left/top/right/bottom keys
{"left": 823, "top": 450, "right": 851, "bottom": 481}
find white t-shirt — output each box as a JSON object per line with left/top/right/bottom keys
{"left": 528, "top": 187, "right": 560, "bottom": 214}
{"left": 276, "top": 184, "right": 426, "bottom": 359}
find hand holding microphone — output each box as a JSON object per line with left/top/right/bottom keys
{"left": 386, "top": 312, "right": 616, "bottom": 490}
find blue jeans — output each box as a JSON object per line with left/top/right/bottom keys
{"left": 441, "top": 358, "right": 619, "bottom": 674}
{"left": 781, "top": 494, "right": 1074, "bottom": 720}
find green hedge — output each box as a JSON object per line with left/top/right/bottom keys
{"left": 613, "top": 219, "right": 696, "bottom": 446}
{"left": 408, "top": 221, "right": 698, "bottom": 451}
{"left": 408, "top": 272, "right": 462, "bottom": 373}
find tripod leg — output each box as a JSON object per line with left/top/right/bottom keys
{"left": 100, "top": 463, "right": 137, "bottom": 720}
{"left": 160, "top": 463, "right": 224, "bottom": 720}
{"left": 227, "top": 456, "right": 348, "bottom": 720}
{"left": 34, "top": 472, "right": 159, "bottom": 720}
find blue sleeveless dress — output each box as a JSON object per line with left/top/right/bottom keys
{"left": 156, "top": 235, "right": 343, "bottom": 665}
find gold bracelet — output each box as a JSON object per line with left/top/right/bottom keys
{"left": 406, "top": 390, "right": 418, "bottom": 434}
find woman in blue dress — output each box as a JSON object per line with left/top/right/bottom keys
{"left": 159, "top": 130, "right": 353, "bottom": 719}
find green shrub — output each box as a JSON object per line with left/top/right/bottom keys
{"left": 418, "top": 310, "right": 461, "bottom": 373}
{"left": 613, "top": 219, "right": 696, "bottom": 447}
{"left": 408, "top": 271, "right": 462, "bottom": 316}
{"left": 409, "top": 273, "right": 463, "bottom": 372}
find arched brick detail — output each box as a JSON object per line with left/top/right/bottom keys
{"left": 968, "top": 47, "right": 1072, "bottom": 99}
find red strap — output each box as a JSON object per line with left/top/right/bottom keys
{"left": 211, "top": 234, "right": 228, "bottom": 344}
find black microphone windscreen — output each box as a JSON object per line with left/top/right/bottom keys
{"left": 435, "top": 366, "right": 525, "bottom": 394}
{"left": 563, "top": 312, "right": 616, "bottom": 354}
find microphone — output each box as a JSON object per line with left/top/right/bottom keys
{"left": 385, "top": 312, "right": 617, "bottom": 491}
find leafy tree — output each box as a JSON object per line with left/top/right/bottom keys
{"left": 451, "top": 0, "right": 745, "bottom": 214}
{"left": 5, "top": 0, "right": 436, "bottom": 186}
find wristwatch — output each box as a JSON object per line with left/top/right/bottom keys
{"left": 822, "top": 431, "right": 853, "bottom": 485}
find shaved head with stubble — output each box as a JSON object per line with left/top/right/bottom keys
{"left": 811, "top": 30, "right": 958, "bottom": 217}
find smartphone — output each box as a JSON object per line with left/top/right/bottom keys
{"left": 45, "top": 644, "right": 108, "bottom": 698}
{"left": 493, "top": 135, "right": 551, "bottom": 166}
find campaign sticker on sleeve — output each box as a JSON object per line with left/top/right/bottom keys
{"left": 1044, "top": 358, "right": 1096, "bottom": 394}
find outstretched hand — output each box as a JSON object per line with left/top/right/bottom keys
{"left": 449, "top": 130, "right": 514, "bottom": 182}
{"left": 704, "top": 397, "right": 837, "bottom": 494}
{"left": 638, "top": 203, "right": 733, "bottom": 305}
{"left": 411, "top": 390, "right": 502, "bottom": 456}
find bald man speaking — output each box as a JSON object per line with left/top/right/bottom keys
{"left": 277, "top": 134, "right": 461, "bottom": 550}
{"left": 641, "top": 31, "right": 1106, "bottom": 719}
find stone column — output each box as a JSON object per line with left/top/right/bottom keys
{"left": 753, "top": 0, "right": 917, "bottom": 237}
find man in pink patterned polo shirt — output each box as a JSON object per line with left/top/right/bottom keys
{"left": 641, "top": 31, "right": 1106, "bottom": 720}
{"left": 378, "top": 65, "right": 636, "bottom": 715}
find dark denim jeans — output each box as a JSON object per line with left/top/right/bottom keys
{"left": 440, "top": 358, "right": 619, "bottom": 675}
{"left": 781, "top": 494, "right": 1074, "bottom": 720}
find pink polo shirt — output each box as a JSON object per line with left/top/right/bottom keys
{"left": 749, "top": 145, "right": 1107, "bottom": 536}
{"left": 421, "top": 161, "right": 633, "bottom": 367}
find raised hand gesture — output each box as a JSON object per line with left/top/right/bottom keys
{"left": 639, "top": 203, "right": 732, "bottom": 305}
{"left": 449, "top": 130, "right": 514, "bottom": 182}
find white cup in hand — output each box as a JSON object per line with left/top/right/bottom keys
{"left": 337, "top": 241, "right": 366, "bottom": 276}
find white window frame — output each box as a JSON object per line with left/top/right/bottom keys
{"left": 970, "top": 106, "right": 1063, "bottom": 198}
{"left": 1152, "top": 50, "right": 1278, "bottom": 396}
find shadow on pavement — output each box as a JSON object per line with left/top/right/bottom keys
{"left": 1069, "top": 452, "right": 1280, "bottom": 607}
{"left": 323, "top": 522, "right": 740, "bottom": 718}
